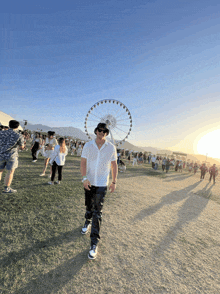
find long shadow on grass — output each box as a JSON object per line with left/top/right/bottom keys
{"left": 134, "top": 181, "right": 213, "bottom": 258}
{"left": 15, "top": 250, "right": 88, "bottom": 294}
{"left": 150, "top": 183, "right": 214, "bottom": 258}
{"left": 164, "top": 174, "right": 195, "bottom": 182}
{"left": 133, "top": 181, "right": 201, "bottom": 222}
{"left": 1, "top": 226, "right": 82, "bottom": 269}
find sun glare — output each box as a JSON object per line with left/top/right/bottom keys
{"left": 196, "top": 129, "right": 220, "bottom": 159}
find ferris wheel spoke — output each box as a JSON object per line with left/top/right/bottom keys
{"left": 86, "top": 119, "right": 101, "bottom": 123}
{"left": 86, "top": 124, "right": 99, "bottom": 128}
{"left": 88, "top": 112, "right": 103, "bottom": 120}
{"left": 117, "top": 123, "right": 131, "bottom": 127}
{"left": 111, "top": 128, "right": 124, "bottom": 141}
{"left": 117, "top": 118, "right": 131, "bottom": 122}
{"left": 115, "top": 113, "right": 130, "bottom": 120}
{"left": 114, "top": 126, "right": 129, "bottom": 134}
{"left": 113, "top": 107, "right": 124, "bottom": 117}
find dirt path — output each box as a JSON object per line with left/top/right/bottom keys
{"left": 90, "top": 173, "right": 220, "bottom": 294}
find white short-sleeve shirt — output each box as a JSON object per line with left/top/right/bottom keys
{"left": 81, "top": 140, "right": 117, "bottom": 187}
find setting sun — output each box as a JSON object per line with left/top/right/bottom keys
{"left": 196, "top": 129, "right": 220, "bottom": 159}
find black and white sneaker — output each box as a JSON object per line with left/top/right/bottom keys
{"left": 81, "top": 222, "right": 91, "bottom": 234}
{"left": 3, "top": 187, "right": 17, "bottom": 193}
{"left": 88, "top": 244, "right": 98, "bottom": 260}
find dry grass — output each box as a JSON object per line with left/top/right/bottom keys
{"left": 0, "top": 150, "right": 220, "bottom": 293}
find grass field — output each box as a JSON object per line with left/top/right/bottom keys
{"left": 1, "top": 148, "right": 220, "bottom": 294}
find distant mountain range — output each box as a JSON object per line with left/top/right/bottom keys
{"left": 21, "top": 122, "right": 220, "bottom": 165}
{"left": 20, "top": 122, "right": 95, "bottom": 141}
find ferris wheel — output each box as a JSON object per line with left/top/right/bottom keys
{"left": 84, "top": 99, "right": 132, "bottom": 146}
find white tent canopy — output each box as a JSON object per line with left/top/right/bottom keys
{"left": 0, "top": 111, "right": 23, "bottom": 130}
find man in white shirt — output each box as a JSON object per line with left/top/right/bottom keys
{"left": 80, "top": 123, "right": 118, "bottom": 260}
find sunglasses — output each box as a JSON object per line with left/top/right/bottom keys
{"left": 97, "top": 128, "right": 108, "bottom": 134}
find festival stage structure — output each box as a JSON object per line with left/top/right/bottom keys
{"left": 0, "top": 111, "right": 23, "bottom": 130}
{"left": 172, "top": 151, "right": 187, "bottom": 161}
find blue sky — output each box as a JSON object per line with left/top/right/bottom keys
{"left": 1, "top": 0, "right": 220, "bottom": 155}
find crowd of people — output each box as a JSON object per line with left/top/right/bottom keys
{"left": 116, "top": 151, "right": 219, "bottom": 184}
{"left": 0, "top": 120, "right": 219, "bottom": 260}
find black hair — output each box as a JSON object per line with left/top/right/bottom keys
{"left": 94, "top": 123, "right": 109, "bottom": 136}
{"left": 48, "top": 131, "right": 55, "bottom": 136}
{"left": 9, "top": 120, "right": 20, "bottom": 129}
{"left": 58, "top": 137, "right": 65, "bottom": 145}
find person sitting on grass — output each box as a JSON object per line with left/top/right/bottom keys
{"left": 48, "top": 137, "right": 68, "bottom": 185}
{"left": 0, "top": 120, "right": 25, "bottom": 193}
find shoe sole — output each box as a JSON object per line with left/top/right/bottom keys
{"left": 88, "top": 254, "right": 97, "bottom": 260}
{"left": 81, "top": 229, "right": 89, "bottom": 235}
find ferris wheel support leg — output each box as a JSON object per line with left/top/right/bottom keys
{"left": 109, "top": 129, "right": 116, "bottom": 146}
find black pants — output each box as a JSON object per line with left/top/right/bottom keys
{"left": 209, "top": 173, "right": 216, "bottom": 183}
{"left": 201, "top": 171, "right": 206, "bottom": 179}
{"left": 84, "top": 186, "right": 107, "bottom": 246}
{"left": 162, "top": 164, "right": 165, "bottom": 171}
{"left": 51, "top": 162, "right": 63, "bottom": 181}
{"left": 32, "top": 142, "right": 39, "bottom": 160}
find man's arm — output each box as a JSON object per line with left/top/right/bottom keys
{"left": 80, "top": 157, "right": 91, "bottom": 190}
{"left": 109, "top": 160, "right": 118, "bottom": 193}
{"left": 18, "top": 136, "right": 25, "bottom": 150}
{"left": 80, "top": 158, "right": 87, "bottom": 177}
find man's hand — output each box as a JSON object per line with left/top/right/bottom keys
{"left": 83, "top": 179, "right": 91, "bottom": 190}
{"left": 109, "top": 183, "right": 116, "bottom": 193}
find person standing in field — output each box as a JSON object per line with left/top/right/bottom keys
{"left": 200, "top": 163, "right": 208, "bottom": 181}
{"left": 151, "top": 155, "right": 156, "bottom": 169}
{"left": 193, "top": 162, "right": 198, "bottom": 174}
{"left": 132, "top": 153, "right": 138, "bottom": 166}
{"left": 0, "top": 120, "right": 25, "bottom": 193}
{"left": 48, "top": 137, "right": 68, "bottom": 185}
{"left": 31, "top": 132, "right": 42, "bottom": 162}
{"left": 80, "top": 123, "right": 118, "bottom": 260}
{"left": 40, "top": 131, "right": 58, "bottom": 177}
{"left": 162, "top": 157, "right": 166, "bottom": 172}
{"left": 165, "top": 158, "right": 171, "bottom": 173}
{"left": 209, "top": 164, "right": 218, "bottom": 184}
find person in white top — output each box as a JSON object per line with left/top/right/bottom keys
{"left": 48, "top": 137, "right": 68, "bottom": 185}
{"left": 77, "top": 142, "right": 82, "bottom": 156}
{"left": 80, "top": 123, "right": 117, "bottom": 260}
{"left": 151, "top": 155, "right": 156, "bottom": 169}
{"left": 40, "top": 131, "right": 58, "bottom": 177}
{"left": 133, "top": 153, "right": 138, "bottom": 166}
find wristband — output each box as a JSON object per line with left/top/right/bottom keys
{"left": 82, "top": 177, "right": 88, "bottom": 183}
{"left": 112, "top": 182, "right": 116, "bottom": 184}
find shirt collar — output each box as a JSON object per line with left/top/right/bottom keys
{"left": 93, "top": 139, "right": 109, "bottom": 149}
